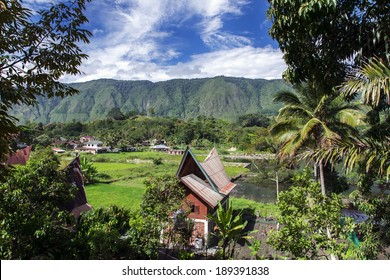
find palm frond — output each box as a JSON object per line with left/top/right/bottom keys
{"left": 341, "top": 57, "right": 390, "bottom": 107}
{"left": 274, "top": 90, "right": 302, "bottom": 106}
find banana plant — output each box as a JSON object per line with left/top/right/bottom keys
{"left": 208, "top": 201, "right": 251, "bottom": 259}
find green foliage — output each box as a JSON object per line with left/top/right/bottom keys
{"left": 106, "top": 107, "right": 126, "bottom": 120}
{"left": 267, "top": 0, "right": 389, "bottom": 89}
{"left": 72, "top": 206, "right": 133, "bottom": 259}
{"left": 248, "top": 239, "right": 267, "bottom": 260}
{"left": 0, "top": 0, "right": 91, "bottom": 160}
{"left": 267, "top": 168, "right": 356, "bottom": 259}
{"left": 208, "top": 201, "right": 250, "bottom": 259}
{"left": 80, "top": 157, "right": 98, "bottom": 184}
{"left": 349, "top": 187, "right": 390, "bottom": 256}
{"left": 152, "top": 157, "right": 163, "bottom": 166}
{"left": 126, "top": 211, "right": 161, "bottom": 259}
{"left": 237, "top": 113, "right": 271, "bottom": 128}
{"left": 10, "top": 77, "right": 290, "bottom": 124}
{"left": 141, "top": 175, "right": 184, "bottom": 222}
{"left": 0, "top": 148, "right": 77, "bottom": 259}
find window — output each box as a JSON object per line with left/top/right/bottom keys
{"left": 191, "top": 204, "right": 200, "bottom": 214}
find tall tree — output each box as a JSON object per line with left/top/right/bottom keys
{"left": 267, "top": 0, "right": 389, "bottom": 91}
{"left": 0, "top": 148, "right": 77, "bottom": 259}
{"left": 314, "top": 57, "right": 390, "bottom": 178}
{"left": 0, "top": 0, "right": 91, "bottom": 160}
{"left": 270, "top": 83, "right": 363, "bottom": 194}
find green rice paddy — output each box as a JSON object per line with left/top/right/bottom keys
{"left": 62, "top": 150, "right": 275, "bottom": 215}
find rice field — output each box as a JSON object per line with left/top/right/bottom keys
{"left": 62, "top": 150, "right": 275, "bottom": 215}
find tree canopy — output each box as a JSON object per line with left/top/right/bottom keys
{"left": 0, "top": 0, "right": 91, "bottom": 160}
{"left": 267, "top": 0, "right": 389, "bottom": 90}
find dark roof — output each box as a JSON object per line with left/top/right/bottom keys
{"left": 64, "top": 157, "right": 92, "bottom": 217}
{"left": 6, "top": 146, "right": 32, "bottom": 165}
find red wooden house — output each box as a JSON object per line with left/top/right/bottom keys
{"left": 176, "top": 147, "right": 236, "bottom": 242}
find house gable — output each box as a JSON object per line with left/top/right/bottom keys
{"left": 5, "top": 146, "right": 32, "bottom": 165}
{"left": 200, "top": 147, "right": 236, "bottom": 194}
{"left": 176, "top": 148, "right": 219, "bottom": 193}
{"left": 177, "top": 147, "right": 236, "bottom": 216}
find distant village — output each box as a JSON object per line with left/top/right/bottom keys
{"left": 46, "top": 135, "right": 186, "bottom": 155}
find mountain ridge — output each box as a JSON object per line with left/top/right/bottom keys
{"left": 11, "top": 76, "right": 291, "bottom": 124}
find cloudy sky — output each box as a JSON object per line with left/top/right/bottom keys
{"left": 28, "top": 0, "right": 286, "bottom": 82}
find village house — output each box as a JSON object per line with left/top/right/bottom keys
{"left": 75, "top": 140, "right": 106, "bottom": 154}
{"left": 2, "top": 147, "right": 91, "bottom": 218}
{"left": 80, "top": 135, "right": 94, "bottom": 143}
{"left": 51, "top": 147, "right": 66, "bottom": 154}
{"left": 176, "top": 147, "right": 236, "bottom": 245}
{"left": 150, "top": 144, "right": 170, "bottom": 152}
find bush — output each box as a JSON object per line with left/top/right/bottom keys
{"left": 152, "top": 157, "right": 163, "bottom": 165}
{"left": 71, "top": 206, "right": 133, "bottom": 259}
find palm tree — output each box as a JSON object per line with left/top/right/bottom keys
{"left": 314, "top": 58, "right": 389, "bottom": 179}
{"left": 341, "top": 57, "right": 389, "bottom": 108}
{"left": 270, "top": 83, "right": 364, "bottom": 195}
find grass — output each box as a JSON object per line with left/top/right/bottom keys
{"left": 86, "top": 179, "right": 145, "bottom": 210}
{"left": 230, "top": 197, "right": 277, "bottom": 217}
{"left": 64, "top": 150, "right": 261, "bottom": 211}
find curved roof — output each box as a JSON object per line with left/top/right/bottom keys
{"left": 181, "top": 174, "right": 224, "bottom": 208}
{"left": 177, "top": 147, "right": 237, "bottom": 208}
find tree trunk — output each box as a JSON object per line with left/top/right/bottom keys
{"left": 275, "top": 171, "right": 279, "bottom": 202}
{"left": 319, "top": 160, "right": 337, "bottom": 259}
{"left": 319, "top": 160, "right": 326, "bottom": 195}
{"left": 275, "top": 171, "right": 280, "bottom": 231}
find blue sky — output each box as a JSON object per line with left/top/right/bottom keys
{"left": 27, "top": 0, "right": 286, "bottom": 82}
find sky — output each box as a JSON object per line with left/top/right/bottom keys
{"left": 26, "top": 0, "right": 286, "bottom": 82}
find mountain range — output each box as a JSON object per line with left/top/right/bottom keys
{"left": 11, "top": 76, "right": 291, "bottom": 124}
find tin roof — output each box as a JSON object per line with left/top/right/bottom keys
{"left": 181, "top": 174, "right": 224, "bottom": 208}
{"left": 6, "top": 146, "right": 32, "bottom": 165}
{"left": 200, "top": 147, "right": 235, "bottom": 193}
{"left": 177, "top": 147, "right": 237, "bottom": 208}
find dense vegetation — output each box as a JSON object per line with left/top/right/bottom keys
{"left": 21, "top": 113, "right": 276, "bottom": 153}
{"left": 10, "top": 76, "right": 290, "bottom": 124}
{"left": 1, "top": 0, "right": 389, "bottom": 260}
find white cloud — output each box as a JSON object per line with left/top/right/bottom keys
{"left": 62, "top": 46, "right": 286, "bottom": 83}
{"left": 188, "top": 0, "right": 252, "bottom": 49}
{"left": 57, "top": 1, "right": 286, "bottom": 83}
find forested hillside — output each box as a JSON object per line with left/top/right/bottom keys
{"left": 11, "top": 76, "right": 290, "bottom": 123}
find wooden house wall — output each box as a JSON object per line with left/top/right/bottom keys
{"left": 179, "top": 157, "right": 206, "bottom": 181}
{"left": 185, "top": 189, "right": 213, "bottom": 220}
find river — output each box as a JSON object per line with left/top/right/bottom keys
{"left": 231, "top": 178, "right": 290, "bottom": 204}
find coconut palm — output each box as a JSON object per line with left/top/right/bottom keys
{"left": 270, "top": 83, "right": 364, "bottom": 195}
{"left": 314, "top": 58, "right": 390, "bottom": 178}
{"left": 341, "top": 57, "right": 389, "bottom": 108}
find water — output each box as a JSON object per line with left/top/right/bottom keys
{"left": 231, "top": 179, "right": 290, "bottom": 203}
{"left": 233, "top": 178, "right": 390, "bottom": 204}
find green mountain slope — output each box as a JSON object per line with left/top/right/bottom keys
{"left": 11, "top": 76, "right": 291, "bottom": 123}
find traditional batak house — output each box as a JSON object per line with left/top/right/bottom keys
{"left": 2, "top": 147, "right": 91, "bottom": 218}
{"left": 176, "top": 147, "right": 236, "bottom": 243}
{"left": 4, "top": 146, "right": 32, "bottom": 165}
{"left": 63, "top": 156, "right": 92, "bottom": 217}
